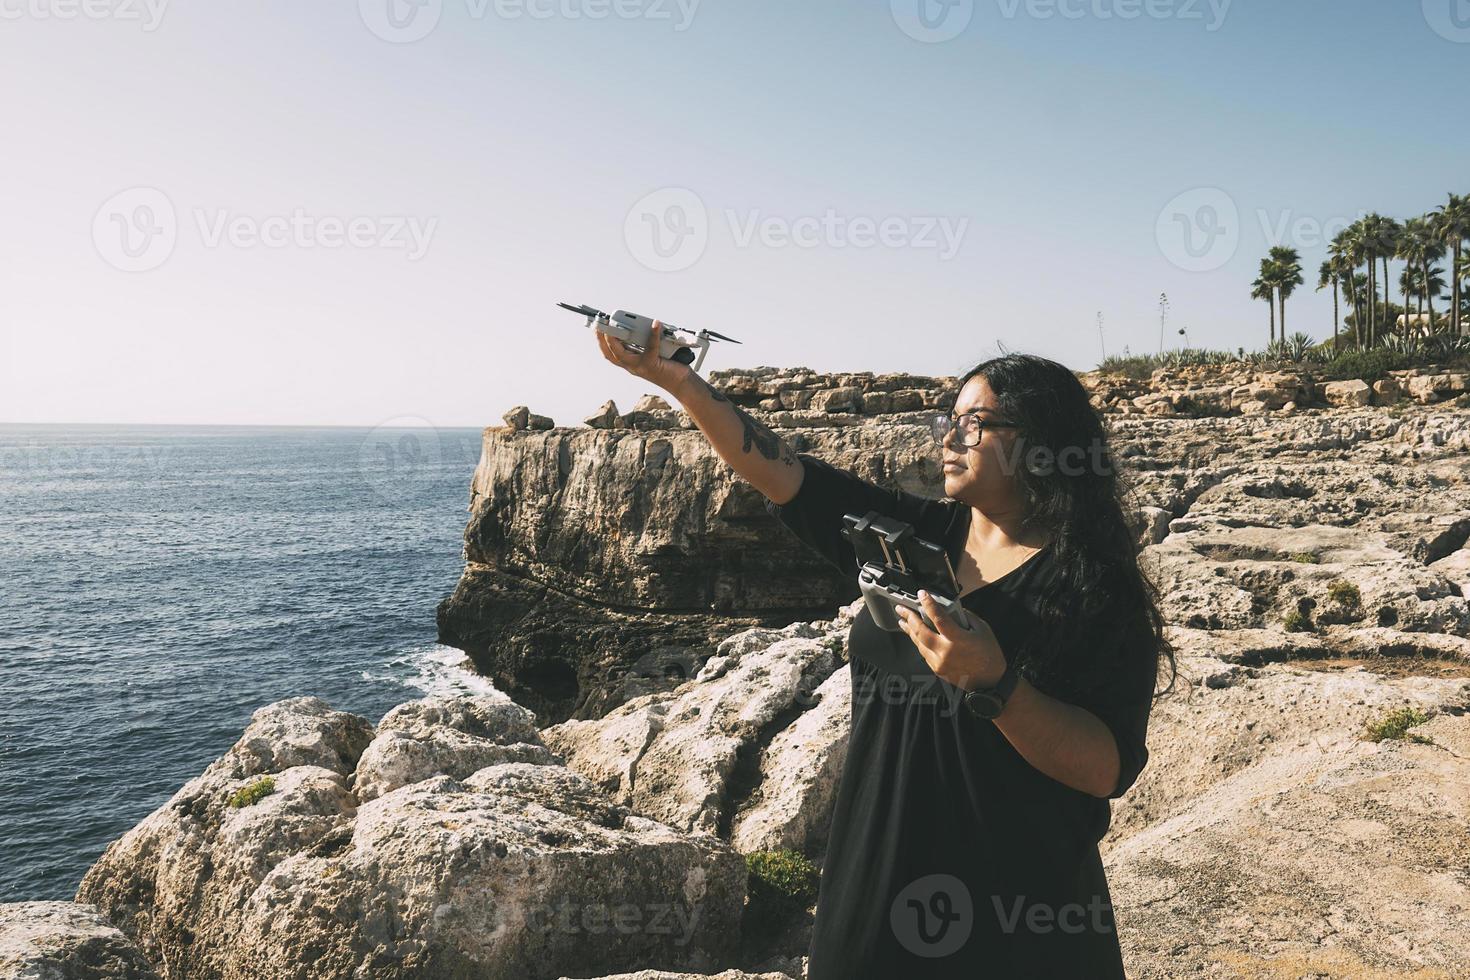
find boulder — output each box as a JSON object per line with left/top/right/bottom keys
{"left": 1372, "top": 377, "right": 1401, "bottom": 404}
{"left": 542, "top": 625, "right": 842, "bottom": 840}
{"left": 730, "top": 664, "right": 852, "bottom": 855}
{"left": 1406, "top": 372, "right": 1470, "bottom": 404}
{"left": 0, "top": 902, "right": 159, "bottom": 980}
{"left": 1322, "top": 379, "right": 1371, "bottom": 408}
{"left": 77, "top": 697, "right": 747, "bottom": 980}
{"left": 1106, "top": 647, "right": 1470, "bottom": 978}
{"left": 807, "top": 387, "right": 861, "bottom": 414}
{"left": 353, "top": 695, "right": 562, "bottom": 802}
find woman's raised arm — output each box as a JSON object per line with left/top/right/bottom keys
{"left": 595, "top": 318, "right": 804, "bottom": 504}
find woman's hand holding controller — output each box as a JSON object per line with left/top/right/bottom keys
{"left": 896, "top": 590, "right": 1010, "bottom": 692}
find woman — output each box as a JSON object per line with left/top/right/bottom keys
{"left": 598, "top": 324, "right": 1176, "bottom": 979}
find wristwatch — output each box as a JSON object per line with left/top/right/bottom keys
{"left": 961, "top": 657, "right": 1021, "bottom": 720}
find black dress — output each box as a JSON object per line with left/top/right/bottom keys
{"left": 765, "top": 453, "right": 1157, "bottom": 980}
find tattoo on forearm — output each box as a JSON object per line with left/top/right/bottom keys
{"left": 690, "top": 374, "right": 796, "bottom": 465}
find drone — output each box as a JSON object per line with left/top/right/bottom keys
{"left": 559, "top": 302, "right": 741, "bottom": 374}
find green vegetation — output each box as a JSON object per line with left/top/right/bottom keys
{"left": 228, "top": 776, "right": 277, "bottom": 809}
{"left": 1094, "top": 336, "right": 1469, "bottom": 381}
{"left": 1097, "top": 193, "right": 1470, "bottom": 373}
{"left": 1282, "top": 610, "right": 1313, "bottom": 633}
{"left": 1327, "top": 580, "right": 1362, "bottom": 608}
{"left": 1362, "top": 706, "right": 1434, "bottom": 744}
{"left": 743, "top": 850, "right": 820, "bottom": 937}
{"left": 1287, "top": 552, "right": 1319, "bottom": 564}
{"left": 1318, "top": 347, "right": 1409, "bottom": 382}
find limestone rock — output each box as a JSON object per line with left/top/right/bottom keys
{"left": 77, "top": 698, "right": 746, "bottom": 980}
{"left": 438, "top": 392, "right": 1470, "bottom": 730}
{"left": 1135, "top": 505, "right": 1172, "bottom": 547}
{"left": 1407, "top": 372, "right": 1469, "bottom": 404}
{"left": 1106, "top": 650, "right": 1470, "bottom": 978}
{"left": 632, "top": 394, "right": 673, "bottom": 413}
{"left": 0, "top": 902, "right": 159, "bottom": 980}
{"left": 807, "top": 387, "right": 860, "bottom": 414}
{"left": 1372, "top": 376, "right": 1401, "bottom": 404}
{"left": 435, "top": 423, "right": 956, "bottom": 724}
{"left": 586, "top": 400, "right": 623, "bottom": 429}
{"left": 216, "top": 695, "right": 374, "bottom": 780}
{"left": 504, "top": 405, "right": 531, "bottom": 431}
{"left": 730, "top": 664, "right": 851, "bottom": 855}
{"left": 542, "top": 624, "right": 840, "bottom": 839}
{"left": 1143, "top": 520, "right": 1470, "bottom": 636}
{"left": 353, "top": 694, "right": 562, "bottom": 802}
{"left": 1429, "top": 547, "right": 1470, "bottom": 597}
{"left": 1322, "top": 378, "right": 1371, "bottom": 407}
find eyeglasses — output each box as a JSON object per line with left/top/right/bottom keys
{"left": 930, "top": 411, "right": 1019, "bottom": 448}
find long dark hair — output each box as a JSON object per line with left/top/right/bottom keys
{"left": 959, "top": 353, "right": 1178, "bottom": 698}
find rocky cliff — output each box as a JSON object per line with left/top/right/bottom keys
{"left": 11, "top": 364, "right": 1470, "bottom": 980}
{"left": 435, "top": 369, "right": 963, "bottom": 724}
{"left": 436, "top": 363, "right": 1470, "bottom": 724}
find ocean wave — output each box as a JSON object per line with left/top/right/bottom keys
{"left": 363, "top": 645, "right": 508, "bottom": 701}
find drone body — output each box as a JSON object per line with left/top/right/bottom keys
{"left": 559, "top": 302, "right": 741, "bottom": 374}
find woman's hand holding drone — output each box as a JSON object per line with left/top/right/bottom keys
{"left": 597, "top": 318, "right": 693, "bottom": 394}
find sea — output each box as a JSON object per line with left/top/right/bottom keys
{"left": 0, "top": 423, "right": 498, "bottom": 902}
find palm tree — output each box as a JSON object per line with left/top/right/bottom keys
{"left": 1268, "top": 246, "right": 1304, "bottom": 335}
{"left": 1317, "top": 259, "right": 1341, "bottom": 349}
{"left": 1432, "top": 193, "right": 1470, "bottom": 337}
{"left": 1251, "top": 271, "right": 1275, "bottom": 345}
{"left": 1329, "top": 231, "right": 1356, "bottom": 347}
{"left": 1422, "top": 266, "right": 1447, "bottom": 329}
{"left": 1346, "top": 272, "right": 1369, "bottom": 346}
{"left": 1323, "top": 258, "right": 1346, "bottom": 351}
{"left": 1366, "top": 216, "right": 1402, "bottom": 338}
{"left": 1398, "top": 217, "right": 1447, "bottom": 335}
{"left": 1400, "top": 266, "right": 1448, "bottom": 330}
{"left": 1400, "top": 266, "right": 1420, "bottom": 332}
{"left": 1345, "top": 219, "right": 1376, "bottom": 345}
{"left": 1357, "top": 213, "right": 1405, "bottom": 342}
{"left": 1459, "top": 251, "right": 1470, "bottom": 325}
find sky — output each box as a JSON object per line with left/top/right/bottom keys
{"left": 1, "top": 0, "right": 1467, "bottom": 428}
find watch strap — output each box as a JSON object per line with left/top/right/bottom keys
{"left": 963, "top": 656, "right": 1021, "bottom": 719}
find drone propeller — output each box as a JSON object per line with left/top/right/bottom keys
{"left": 702, "top": 329, "right": 742, "bottom": 344}
{"left": 557, "top": 302, "right": 605, "bottom": 318}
